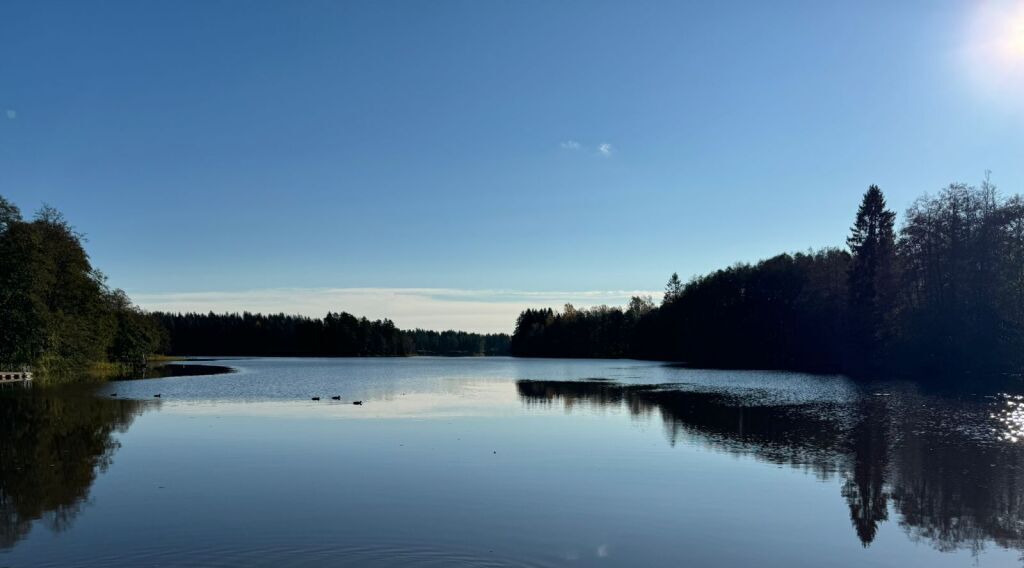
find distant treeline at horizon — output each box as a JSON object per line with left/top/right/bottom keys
{"left": 0, "top": 193, "right": 508, "bottom": 376}
{"left": 512, "top": 179, "right": 1024, "bottom": 379}
{"left": 155, "top": 311, "right": 510, "bottom": 357}
{"left": 6, "top": 178, "right": 1024, "bottom": 380}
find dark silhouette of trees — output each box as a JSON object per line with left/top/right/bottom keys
{"left": 514, "top": 250, "right": 850, "bottom": 371}
{"left": 513, "top": 179, "right": 1024, "bottom": 380}
{"left": 847, "top": 185, "right": 897, "bottom": 368}
{"left": 510, "top": 308, "right": 554, "bottom": 356}
{"left": 626, "top": 295, "right": 656, "bottom": 320}
{"left": 892, "top": 180, "right": 1024, "bottom": 375}
{"left": 653, "top": 249, "right": 851, "bottom": 370}
{"left": 664, "top": 273, "right": 684, "bottom": 304}
{"left": 406, "top": 328, "right": 510, "bottom": 356}
{"left": 154, "top": 312, "right": 510, "bottom": 357}
{"left": 511, "top": 305, "right": 632, "bottom": 358}
{"left": 8, "top": 175, "right": 1024, "bottom": 380}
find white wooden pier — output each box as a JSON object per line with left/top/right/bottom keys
{"left": 0, "top": 371, "right": 33, "bottom": 383}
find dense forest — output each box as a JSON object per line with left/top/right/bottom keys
{"left": 0, "top": 197, "right": 165, "bottom": 375}
{"left": 512, "top": 179, "right": 1024, "bottom": 378}
{"left": 0, "top": 195, "right": 508, "bottom": 375}
{"left": 155, "top": 312, "right": 510, "bottom": 357}
{"left": 7, "top": 178, "right": 1023, "bottom": 379}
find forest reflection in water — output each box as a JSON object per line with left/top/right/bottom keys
{"left": 517, "top": 379, "right": 1024, "bottom": 554}
{"left": 3, "top": 361, "right": 1024, "bottom": 564}
{"left": 0, "top": 386, "right": 154, "bottom": 549}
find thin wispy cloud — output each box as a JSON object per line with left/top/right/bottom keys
{"left": 4, "top": 109, "right": 15, "bottom": 120}
{"left": 131, "top": 287, "right": 662, "bottom": 334}
{"left": 561, "top": 140, "right": 615, "bottom": 157}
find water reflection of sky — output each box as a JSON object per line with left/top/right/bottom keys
{"left": 3, "top": 357, "right": 1024, "bottom": 567}
{"left": 161, "top": 381, "right": 523, "bottom": 420}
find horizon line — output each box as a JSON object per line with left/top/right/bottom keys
{"left": 131, "top": 287, "right": 665, "bottom": 334}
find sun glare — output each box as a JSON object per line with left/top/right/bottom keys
{"left": 1002, "top": 7, "right": 1024, "bottom": 58}
{"left": 964, "top": 1, "right": 1024, "bottom": 102}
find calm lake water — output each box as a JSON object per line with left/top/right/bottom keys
{"left": 2, "top": 357, "right": 1023, "bottom": 567}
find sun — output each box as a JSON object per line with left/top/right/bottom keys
{"left": 963, "top": 1, "right": 1024, "bottom": 103}
{"left": 971, "top": 1, "right": 1024, "bottom": 63}
{"left": 1000, "top": 5, "right": 1024, "bottom": 59}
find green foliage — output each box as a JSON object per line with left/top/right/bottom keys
{"left": 0, "top": 197, "right": 163, "bottom": 375}
{"left": 106, "top": 290, "right": 168, "bottom": 365}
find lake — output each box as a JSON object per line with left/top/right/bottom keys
{"left": 2, "top": 357, "right": 1023, "bottom": 567}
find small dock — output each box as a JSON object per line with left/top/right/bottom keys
{"left": 0, "top": 371, "right": 33, "bottom": 383}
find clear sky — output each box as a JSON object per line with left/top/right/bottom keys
{"left": 2, "top": 1, "right": 1024, "bottom": 331}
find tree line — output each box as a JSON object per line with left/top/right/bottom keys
{"left": 405, "top": 328, "right": 510, "bottom": 356}
{"left": 155, "top": 312, "right": 510, "bottom": 357}
{"left": 512, "top": 179, "right": 1024, "bottom": 379}
{"left": 0, "top": 197, "right": 165, "bottom": 374}
{"left": 0, "top": 195, "right": 509, "bottom": 375}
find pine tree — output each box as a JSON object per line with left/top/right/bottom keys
{"left": 664, "top": 272, "right": 684, "bottom": 304}
{"left": 847, "top": 185, "right": 896, "bottom": 363}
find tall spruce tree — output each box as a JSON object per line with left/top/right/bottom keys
{"left": 847, "top": 185, "right": 896, "bottom": 364}
{"left": 664, "top": 272, "right": 684, "bottom": 304}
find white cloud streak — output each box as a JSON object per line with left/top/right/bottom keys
{"left": 560, "top": 140, "right": 582, "bottom": 150}
{"left": 598, "top": 143, "right": 613, "bottom": 156}
{"left": 131, "top": 287, "right": 662, "bottom": 334}
{"left": 5, "top": 109, "right": 16, "bottom": 120}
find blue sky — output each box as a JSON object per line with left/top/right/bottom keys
{"left": 2, "top": 1, "right": 1024, "bottom": 331}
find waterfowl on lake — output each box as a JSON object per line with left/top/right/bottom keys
{"left": 109, "top": 393, "right": 118, "bottom": 397}
{"left": 154, "top": 394, "right": 162, "bottom": 398}
{"left": 352, "top": 400, "right": 363, "bottom": 405}
{"left": 311, "top": 396, "right": 320, "bottom": 401}
{"left": 331, "top": 396, "right": 341, "bottom": 400}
